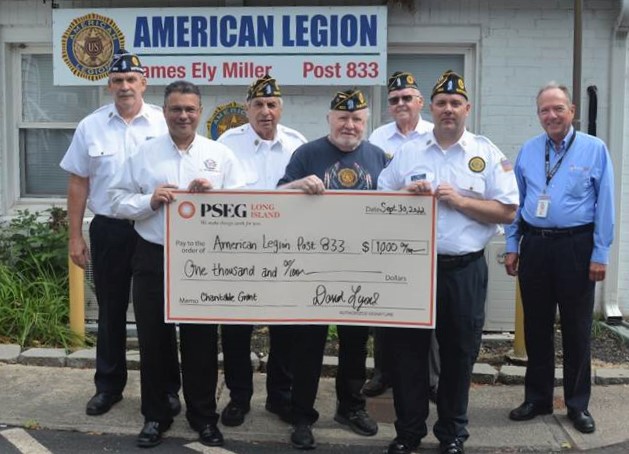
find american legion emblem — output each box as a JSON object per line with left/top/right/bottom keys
{"left": 468, "top": 156, "right": 486, "bottom": 173}
{"left": 61, "top": 13, "right": 125, "bottom": 81}
{"left": 207, "top": 102, "right": 248, "bottom": 140}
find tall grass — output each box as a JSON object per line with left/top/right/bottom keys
{"left": 0, "top": 208, "right": 85, "bottom": 349}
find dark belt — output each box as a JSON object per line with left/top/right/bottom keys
{"left": 437, "top": 249, "right": 484, "bottom": 269}
{"left": 522, "top": 221, "right": 594, "bottom": 238}
{"left": 94, "top": 214, "right": 134, "bottom": 226}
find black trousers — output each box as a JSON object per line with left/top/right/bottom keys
{"left": 387, "top": 254, "right": 487, "bottom": 446}
{"left": 383, "top": 326, "right": 432, "bottom": 446}
{"left": 133, "top": 237, "right": 218, "bottom": 429}
{"left": 374, "top": 328, "right": 439, "bottom": 389}
{"left": 220, "top": 324, "right": 293, "bottom": 407}
{"left": 90, "top": 216, "right": 180, "bottom": 396}
{"left": 518, "top": 230, "right": 595, "bottom": 413}
{"left": 289, "top": 324, "right": 369, "bottom": 424}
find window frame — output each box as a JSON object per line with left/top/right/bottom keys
{"left": 6, "top": 44, "right": 105, "bottom": 212}
{"left": 372, "top": 45, "right": 477, "bottom": 133}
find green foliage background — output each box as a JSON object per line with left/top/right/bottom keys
{"left": 0, "top": 208, "right": 83, "bottom": 349}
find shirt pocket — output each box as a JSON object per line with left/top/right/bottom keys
{"left": 88, "top": 145, "right": 118, "bottom": 175}
{"left": 88, "top": 145, "right": 116, "bottom": 158}
{"left": 455, "top": 172, "right": 486, "bottom": 199}
{"left": 566, "top": 166, "right": 592, "bottom": 197}
{"left": 243, "top": 166, "right": 259, "bottom": 187}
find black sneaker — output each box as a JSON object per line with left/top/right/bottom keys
{"left": 291, "top": 423, "right": 316, "bottom": 450}
{"left": 334, "top": 409, "right": 378, "bottom": 436}
{"left": 362, "top": 375, "right": 390, "bottom": 397}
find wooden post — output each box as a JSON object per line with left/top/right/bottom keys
{"left": 513, "top": 280, "right": 527, "bottom": 359}
{"left": 68, "top": 255, "right": 85, "bottom": 343}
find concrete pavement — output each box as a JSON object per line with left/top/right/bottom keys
{"left": 1, "top": 344, "right": 629, "bottom": 452}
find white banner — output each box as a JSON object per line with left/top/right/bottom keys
{"left": 165, "top": 191, "right": 436, "bottom": 328}
{"left": 52, "top": 7, "right": 387, "bottom": 86}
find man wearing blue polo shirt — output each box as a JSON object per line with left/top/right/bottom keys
{"left": 505, "top": 83, "right": 615, "bottom": 435}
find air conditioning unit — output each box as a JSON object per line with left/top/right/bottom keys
{"left": 483, "top": 237, "right": 516, "bottom": 331}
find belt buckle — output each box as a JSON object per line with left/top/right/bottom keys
{"left": 539, "top": 228, "right": 555, "bottom": 238}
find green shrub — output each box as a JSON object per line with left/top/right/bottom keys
{"left": 0, "top": 208, "right": 83, "bottom": 348}
{"left": 0, "top": 208, "right": 68, "bottom": 280}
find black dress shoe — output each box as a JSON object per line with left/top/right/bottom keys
{"left": 167, "top": 393, "right": 181, "bottom": 417}
{"left": 568, "top": 409, "right": 596, "bottom": 433}
{"left": 265, "top": 400, "right": 293, "bottom": 424}
{"left": 220, "top": 401, "right": 250, "bottom": 427}
{"left": 86, "top": 392, "right": 122, "bottom": 416}
{"left": 291, "top": 423, "right": 316, "bottom": 450}
{"left": 509, "top": 401, "right": 553, "bottom": 421}
{"left": 387, "top": 440, "right": 417, "bottom": 454}
{"left": 362, "top": 375, "right": 390, "bottom": 397}
{"left": 440, "top": 440, "right": 465, "bottom": 454}
{"left": 198, "top": 423, "right": 224, "bottom": 446}
{"left": 137, "top": 421, "right": 171, "bottom": 448}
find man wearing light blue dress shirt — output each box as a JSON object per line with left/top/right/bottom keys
{"left": 505, "top": 83, "right": 615, "bottom": 435}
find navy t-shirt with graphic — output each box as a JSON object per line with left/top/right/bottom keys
{"left": 277, "top": 137, "right": 388, "bottom": 190}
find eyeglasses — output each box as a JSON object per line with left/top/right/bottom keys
{"left": 387, "top": 95, "right": 419, "bottom": 106}
{"left": 166, "top": 107, "right": 200, "bottom": 115}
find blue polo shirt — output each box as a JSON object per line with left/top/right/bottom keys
{"left": 505, "top": 128, "right": 615, "bottom": 264}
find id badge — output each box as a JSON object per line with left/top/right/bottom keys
{"left": 535, "top": 195, "right": 550, "bottom": 218}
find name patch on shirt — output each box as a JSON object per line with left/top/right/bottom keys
{"left": 411, "top": 173, "right": 427, "bottom": 181}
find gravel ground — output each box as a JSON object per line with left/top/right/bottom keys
{"left": 247, "top": 322, "right": 629, "bottom": 369}
{"left": 478, "top": 322, "right": 629, "bottom": 368}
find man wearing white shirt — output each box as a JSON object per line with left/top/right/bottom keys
{"left": 109, "top": 80, "right": 245, "bottom": 449}
{"left": 369, "top": 71, "right": 433, "bottom": 159}
{"left": 365, "top": 71, "right": 435, "bottom": 399}
{"left": 378, "top": 71, "right": 518, "bottom": 454}
{"left": 59, "top": 50, "right": 180, "bottom": 418}
{"left": 217, "top": 75, "right": 306, "bottom": 427}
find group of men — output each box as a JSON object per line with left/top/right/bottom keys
{"left": 60, "top": 48, "right": 614, "bottom": 454}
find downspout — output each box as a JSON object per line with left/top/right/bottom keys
{"left": 602, "top": 0, "right": 629, "bottom": 323}
{"left": 573, "top": 0, "right": 582, "bottom": 130}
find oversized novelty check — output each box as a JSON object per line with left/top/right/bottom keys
{"left": 165, "top": 191, "right": 436, "bottom": 328}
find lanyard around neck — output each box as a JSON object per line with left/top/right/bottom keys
{"left": 545, "top": 131, "right": 576, "bottom": 186}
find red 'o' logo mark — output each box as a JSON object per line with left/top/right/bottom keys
{"left": 178, "top": 202, "right": 196, "bottom": 219}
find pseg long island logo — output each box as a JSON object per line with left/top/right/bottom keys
{"left": 61, "top": 13, "right": 125, "bottom": 81}
{"left": 207, "top": 102, "right": 248, "bottom": 140}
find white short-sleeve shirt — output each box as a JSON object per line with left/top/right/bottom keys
{"left": 368, "top": 117, "right": 433, "bottom": 157}
{"left": 378, "top": 130, "right": 518, "bottom": 255}
{"left": 218, "top": 123, "right": 306, "bottom": 189}
{"left": 60, "top": 102, "right": 167, "bottom": 216}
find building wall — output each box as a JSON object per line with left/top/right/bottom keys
{"left": 618, "top": 32, "right": 629, "bottom": 314}
{"left": 1, "top": 0, "right": 627, "bottom": 316}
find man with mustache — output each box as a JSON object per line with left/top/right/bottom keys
{"left": 60, "top": 49, "right": 181, "bottom": 418}
{"left": 278, "top": 88, "right": 386, "bottom": 450}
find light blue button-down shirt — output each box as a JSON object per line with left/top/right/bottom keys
{"left": 505, "top": 128, "right": 615, "bottom": 264}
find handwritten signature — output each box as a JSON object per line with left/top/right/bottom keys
{"left": 311, "top": 284, "right": 379, "bottom": 312}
